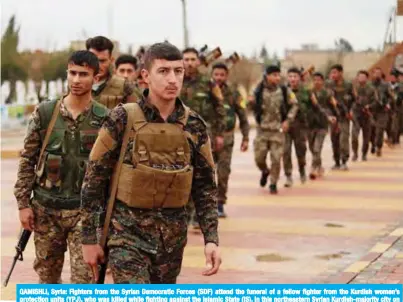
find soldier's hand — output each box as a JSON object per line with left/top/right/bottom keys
{"left": 240, "top": 140, "right": 248, "bottom": 152}
{"left": 328, "top": 116, "right": 337, "bottom": 124}
{"left": 281, "top": 121, "right": 289, "bottom": 133}
{"left": 215, "top": 136, "right": 224, "bottom": 152}
{"left": 82, "top": 244, "right": 105, "bottom": 281}
{"left": 203, "top": 242, "right": 221, "bottom": 276}
{"left": 347, "top": 111, "right": 353, "bottom": 120}
{"left": 19, "top": 208, "right": 34, "bottom": 231}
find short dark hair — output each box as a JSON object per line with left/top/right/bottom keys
{"left": 287, "top": 67, "right": 301, "bottom": 75}
{"left": 330, "top": 64, "right": 343, "bottom": 72}
{"left": 212, "top": 63, "right": 228, "bottom": 73}
{"left": 85, "top": 36, "right": 114, "bottom": 55}
{"left": 313, "top": 72, "right": 324, "bottom": 80}
{"left": 357, "top": 70, "right": 369, "bottom": 77}
{"left": 143, "top": 42, "right": 183, "bottom": 70}
{"left": 182, "top": 47, "right": 199, "bottom": 57}
{"left": 115, "top": 54, "right": 138, "bottom": 70}
{"left": 67, "top": 50, "right": 99, "bottom": 75}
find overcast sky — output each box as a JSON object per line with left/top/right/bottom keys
{"left": 1, "top": 0, "right": 402, "bottom": 57}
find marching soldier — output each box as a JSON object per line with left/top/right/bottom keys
{"left": 253, "top": 65, "right": 299, "bottom": 194}
{"left": 308, "top": 72, "right": 337, "bottom": 178}
{"left": 114, "top": 54, "right": 143, "bottom": 99}
{"left": 283, "top": 67, "right": 310, "bottom": 187}
{"left": 211, "top": 63, "right": 249, "bottom": 217}
{"left": 326, "top": 64, "right": 355, "bottom": 170}
{"left": 180, "top": 47, "right": 226, "bottom": 228}
{"left": 14, "top": 50, "right": 108, "bottom": 283}
{"left": 86, "top": 36, "right": 138, "bottom": 109}
{"left": 81, "top": 42, "right": 221, "bottom": 283}
{"left": 351, "top": 70, "right": 377, "bottom": 161}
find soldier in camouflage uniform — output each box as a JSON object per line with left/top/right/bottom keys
{"left": 326, "top": 64, "right": 355, "bottom": 170}
{"left": 115, "top": 54, "right": 145, "bottom": 97}
{"left": 371, "top": 67, "right": 395, "bottom": 157}
{"left": 81, "top": 42, "right": 221, "bottom": 283}
{"left": 283, "top": 67, "right": 310, "bottom": 187}
{"left": 211, "top": 63, "right": 249, "bottom": 217}
{"left": 180, "top": 47, "right": 226, "bottom": 228}
{"left": 253, "top": 65, "right": 299, "bottom": 194}
{"left": 307, "top": 72, "right": 337, "bottom": 179}
{"left": 14, "top": 51, "right": 108, "bottom": 283}
{"left": 86, "top": 36, "right": 141, "bottom": 109}
{"left": 351, "top": 70, "right": 378, "bottom": 161}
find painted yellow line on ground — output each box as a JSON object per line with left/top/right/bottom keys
{"left": 229, "top": 180, "right": 403, "bottom": 191}
{"left": 216, "top": 218, "right": 386, "bottom": 237}
{"left": 182, "top": 246, "right": 334, "bottom": 274}
{"left": 227, "top": 196, "right": 403, "bottom": 211}
{"left": 369, "top": 243, "right": 391, "bottom": 253}
{"left": 344, "top": 261, "right": 371, "bottom": 273}
{"left": 389, "top": 228, "right": 403, "bottom": 237}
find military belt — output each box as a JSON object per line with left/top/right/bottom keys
{"left": 33, "top": 192, "right": 81, "bottom": 210}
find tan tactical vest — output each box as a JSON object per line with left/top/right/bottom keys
{"left": 115, "top": 103, "right": 194, "bottom": 209}
{"left": 94, "top": 75, "right": 125, "bottom": 109}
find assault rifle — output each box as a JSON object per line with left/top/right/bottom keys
{"left": 3, "top": 229, "right": 32, "bottom": 287}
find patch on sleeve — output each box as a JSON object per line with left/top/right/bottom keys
{"left": 89, "top": 128, "right": 116, "bottom": 161}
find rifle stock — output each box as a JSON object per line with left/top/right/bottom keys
{"left": 3, "top": 229, "right": 32, "bottom": 287}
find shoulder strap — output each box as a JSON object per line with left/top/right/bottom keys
{"left": 36, "top": 99, "right": 61, "bottom": 172}
{"left": 100, "top": 104, "right": 135, "bottom": 248}
{"left": 132, "top": 102, "right": 148, "bottom": 131}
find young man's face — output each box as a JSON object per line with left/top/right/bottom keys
{"left": 67, "top": 63, "right": 95, "bottom": 96}
{"left": 287, "top": 72, "right": 301, "bottom": 88}
{"left": 116, "top": 63, "right": 136, "bottom": 81}
{"left": 313, "top": 75, "right": 324, "bottom": 89}
{"left": 357, "top": 73, "right": 368, "bottom": 85}
{"left": 265, "top": 72, "right": 281, "bottom": 86}
{"left": 89, "top": 48, "right": 112, "bottom": 80}
{"left": 329, "top": 69, "right": 342, "bottom": 82}
{"left": 212, "top": 68, "right": 228, "bottom": 86}
{"left": 142, "top": 59, "right": 184, "bottom": 102}
{"left": 373, "top": 69, "right": 383, "bottom": 80}
{"left": 183, "top": 52, "right": 199, "bottom": 75}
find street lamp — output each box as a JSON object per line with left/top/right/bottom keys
{"left": 181, "top": 0, "right": 189, "bottom": 48}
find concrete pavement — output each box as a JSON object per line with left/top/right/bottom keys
{"left": 1, "top": 127, "right": 403, "bottom": 299}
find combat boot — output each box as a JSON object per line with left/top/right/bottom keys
{"left": 362, "top": 154, "right": 367, "bottom": 161}
{"left": 352, "top": 153, "right": 358, "bottom": 161}
{"left": 340, "top": 160, "right": 349, "bottom": 171}
{"left": 260, "top": 170, "right": 270, "bottom": 187}
{"left": 217, "top": 203, "right": 227, "bottom": 218}
{"left": 309, "top": 167, "right": 318, "bottom": 180}
{"left": 300, "top": 168, "right": 307, "bottom": 184}
{"left": 371, "top": 145, "right": 376, "bottom": 154}
{"left": 332, "top": 160, "right": 341, "bottom": 170}
{"left": 376, "top": 148, "right": 382, "bottom": 157}
{"left": 269, "top": 183, "right": 278, "bottom": 194}
{"left": 284, "top": 176, "right": 293, "bottom": 188}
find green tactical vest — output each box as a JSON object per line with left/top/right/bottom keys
{"left": 34, "top": 99, "right": 108, "bottom": 209}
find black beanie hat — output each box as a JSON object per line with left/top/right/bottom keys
{"left": 265, "top": 65, "right": 281, "bottom": 75}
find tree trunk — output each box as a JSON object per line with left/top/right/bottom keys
{"left": 5, "top": 80, "right": 16, "bottom": 104}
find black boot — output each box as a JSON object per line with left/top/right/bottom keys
{"left": 217, "top": 203, "right": 227, "bottom": 218}
{"left": 269, "top": 183, "right": 278, "bottom": 194}
{"left": 332, "top": 160, "right": 341, "bottom": 170}
{"left": 260, "top": 170, "right": 270, "bottom": 187}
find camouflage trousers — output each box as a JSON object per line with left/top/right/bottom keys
{"left": 214, "top": 132, "right": 235, "bottom": 205}
{"left": 330, "top": 119, "right": 350, "bottom": 163}
{"left": 390, "top": 110, "right": 401, "bottom": 143}
{"left": 283, "top": 125, "right": 307, "bottom": 176}
{"left": 352, "top": 116, "right": 372, "bottom": 156}
{"left": 109, "top": 236, "right": 185, "bottom": 284}
{"left": 395, "top": 108, "right": 403, "bottom": 143}
{"left": 32, "top": 200, "right": 92, "bottom": 284}
{"left": 253, "top": 128, "right": 285, "bottom": 184}
{"left": 374, "top": 112, "right": 389, "bottom": 149}
{"left": 308, "top": 128, "right": 327, "bottom": 169}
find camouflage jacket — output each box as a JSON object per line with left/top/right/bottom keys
{"left": 14, "top": 98, "right": 99, "bottom": 211}
{"left": 371, "top": 80, "right": 395, "bottom": 113}
{"left": 81, "top": 90, "right": 219, "bottom": 253}
{"left": 180, "top": 72, "right": 226, "bottom": 137}
{"left": 308, "top": 87, "right": 334, "bottom": 129}
{"left": 352, "top": 83, "right": 378, "bottom": 117}
{"left": 326, "top": 79, "right": 355, "bottom": 119}
{"left": 259, "top": 81, "right": 299, "bottom": 131}
{"left": 221, "top": 83, "right": 250, "bottom": 141}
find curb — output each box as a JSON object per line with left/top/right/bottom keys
{"left": 326, "top": 226, "right": 403, "bottom": 283}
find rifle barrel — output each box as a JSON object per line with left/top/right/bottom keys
{"left": 3, "top": 254, "right": 19, "bottom": 287}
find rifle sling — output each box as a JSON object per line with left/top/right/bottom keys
{"left": 100, "top": 104, "right": 135, "bottom": 248}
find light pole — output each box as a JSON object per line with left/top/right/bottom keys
{"left": 181, "top": 0, "right": 189, "bottom": 48}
